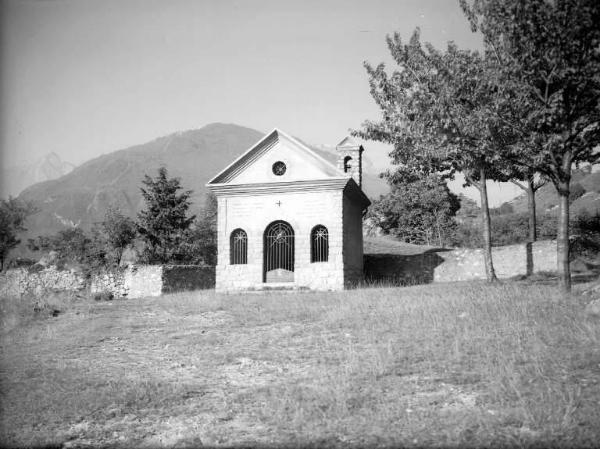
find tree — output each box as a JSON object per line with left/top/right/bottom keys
{"left": 0, "top": 197, "right": 34, "bottom": 270}
{"left": 137, "top": 167, "right": 195, "bottom": 264}
{"left": 367, "top": 171, "right": 460, "bottom": 246}
{"left": 507, "top": 168, "right": 546, "bottom": 243}
{"left": 27, "top": 227, "right": 106, "bottom": 270}
{"left": 177, "top": 193, "right": 218, "bottom": 265}
{"left": 100, "top": 206, "right": 136, "bottom": 265}
{"left": 355, "top": 30, "right": 514, "bottom": 281}
{"left": 461, "top": 0, "right": 600, "bottom": 291}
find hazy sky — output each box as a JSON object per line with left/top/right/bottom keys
{"left": 0, "top": 0, "right": 521, "bottom": 204}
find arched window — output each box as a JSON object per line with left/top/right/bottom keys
{"left": 311, "top": 225, "right": 329, "bottom": 263}
{"left": 230, "top": 229, "right": 247, "bottom": 264}
{"left": 343, "top": 156, "right": 353, "bottom": 173}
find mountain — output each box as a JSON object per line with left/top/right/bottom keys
{"left": 17, "top": 123, "right": 388, "bottom": 239}
{"left": 1, "top": 152, "right": 75, "bottom": 197}
{"left": 504, "top": 167, "right": 600, "bottom": 216}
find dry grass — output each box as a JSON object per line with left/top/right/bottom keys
{"left": 1, "top": 281, "right": 600, "bottom": 448}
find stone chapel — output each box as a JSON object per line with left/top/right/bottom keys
{"left": 206, "top": 128, "right": 370, "bottom": 291}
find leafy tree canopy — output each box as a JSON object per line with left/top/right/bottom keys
{"left": 99, "top": 206, "right": 136, "bottom": 266}
{"left": 177, "top": 193, "right": 218, "bottom": 266}
{"left": 27, "top": 227, "right": 106, "bottom": 272}
{"left": 460, "top": 0, "right": 600, "bottom": 291}
{"left": 367, "top": 171, "right": 460, "bottom": 247}
{"left": 0, "top": 197, "right": 35, "bottom": 270}
{"left": 354, "top": 28, "right": 518, "bottom": 280}
{"left": 461, "top": 0, "right": 600, "bottom": 189}
{"left": 137, "top": 167, "right": 196, "bottom": 264}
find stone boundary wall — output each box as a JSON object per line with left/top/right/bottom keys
{"left": 126, "top": 265, "right": 163, "bottom": 298}
{"left": 364, "top": 252, "right": 443, "bottom": 285}
{"left": 91, "top": 265, "right": 215, "bottom": 298}
{"left": 434, "top": 240, "right": 556, "bottom": 282}
{"left": 162, "top": 265, "right": 216, "bottom": 294}
{"left": 0, "top": 266, "right": 86, "bottom": 297}
{"left": 365, "top": 240, "right": 557, "bottom": 285}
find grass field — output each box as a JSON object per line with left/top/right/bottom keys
{"left": 1, "top": 281, "right": 600, "bottom": 448}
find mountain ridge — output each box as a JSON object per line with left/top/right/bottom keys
{"left": 1, "top": 152, "right": 75, "bottom": 197}
{"left": 17, "top": 123, "right": 388, "bottom": 240}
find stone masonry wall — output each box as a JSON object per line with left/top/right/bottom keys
{"left": 0, "top": 266, "right": 86, "bottom": 297}
{"left": 91, "top": 265, "right": 215, "bottom": 298}
{"left": 216, "top": 190, "right": 345, "bottom": 292}
{"left": 364, "top": 240, "right": 557, "bottom": 285}
{"left": 433, "top": 240, "right": 556, "bottom": 282}
{"left": 162, "top": 266, "right": 215, "bottom": 294}
{"left": 126, "top": 265, "right": 163, "bottom": 298}
{"left": 90, "top": 269, "right": 128, "bottom": 297}
{"left": 364, "top": 252, "right": 443, "bottom": 285}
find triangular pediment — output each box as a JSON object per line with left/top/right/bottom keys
{"left": 207, "top": 129, "right": 344, "bottom": 185}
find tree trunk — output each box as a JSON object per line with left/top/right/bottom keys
{"left": 479, "top": 167, "right": 497, "bottom": 282}
{"left": 557, "top": 184, "right": 571, "bottom": 293}
{"left": 526, "top": 176, "right": 537, "bottom": 276}
{"left": 526, "top": 176, "right": 537, "bottom": 243}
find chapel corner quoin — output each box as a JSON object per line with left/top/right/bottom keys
{"left": 206, "top": 128, "right": 370, "bottom": 292}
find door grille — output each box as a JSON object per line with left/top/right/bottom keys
{"left": 264, "top": 221, "right": 294, "bottom": 282}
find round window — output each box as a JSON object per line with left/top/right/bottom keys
{"left": 272, "top": 161, "right": 287, "bottom": 176}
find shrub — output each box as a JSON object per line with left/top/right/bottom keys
{"left": 93, "top": 291, "right": 114, "bottom": 301}
{"left": 569, "top": 182, "right": 586, "bottom": 203}
{"left": 450, "top": 211, "right": 600, "bottom": 262}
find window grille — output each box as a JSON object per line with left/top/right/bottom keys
{"left": 263, "top": 221, "right": 295, "bottom": 278}
{"left": 343, "top": 156, "right": 353, "bottom": 173}
{"left": 230, "top": 229, "right": 248, "bottom": 264}
{"left": 311, "top": 225, "right": 329, "bottom": 263}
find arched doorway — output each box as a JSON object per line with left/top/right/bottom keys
{"left": 263, "top": 220, "right": 295, "bottom": 283}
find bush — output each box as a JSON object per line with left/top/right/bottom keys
{"left": 450, "top": 212, "right": 531, "bottom": 247}
{"left": 93, "top": 291, "right": 114, "bottom": 301}
{"left": 571, "top": 212, "right": 600, "bottom": 259}
{"left": 450, "top": 211, "right": 600, "bottom": 261}
{"left": 569, "top": 182, "right": 586, "bottom": 203}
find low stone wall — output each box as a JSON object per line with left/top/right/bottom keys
{"left": 433, "top": 240, "right": 556, "bottom": 282}
{"left": 162, "top": 265, "right": 216, "bottom": 294}
{"left": 364, "top": 252, "right": 445, "bottom": 285}
{"left": 126, "top": 265, "right": 163, "bottom": 298}
{"left": 364, "top": 240, "right": 557, "bottom": 285}
{"left": 0, "top": 266, "right": 86, "bottom": 297}
{"left": 91, "top": 265, "right": 215, "bottom": 298}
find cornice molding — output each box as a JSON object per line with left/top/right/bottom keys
{"left": 207, "top": 178, "right": 350, "bottom": 196}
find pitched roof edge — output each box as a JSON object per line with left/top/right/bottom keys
{"left": 275, "top": 129, "right": 344, "bottom": 176}
{"left": 207, "top": 128, "right": 345, "bottom": 185}
{"left": 207, "top": 128, "right": 278, "bottom": 185}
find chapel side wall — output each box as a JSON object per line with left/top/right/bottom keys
{"left": 215, "top": 190, "right": 345, "bottom": 291}
{"left": 342, "top": 193, "right": 365, "bottom": 287}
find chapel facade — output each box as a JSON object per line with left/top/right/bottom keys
{"left": 206, "top": 129, "right": 370, "bottom": 292}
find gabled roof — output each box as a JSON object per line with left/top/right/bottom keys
{"left": 207, "top": 128, "right": 344, "bottom": 185}
{"left": 206, "top": 128, "right": 371, "bottom": 210}
{"left": 336, "top": 135, "right": 361, "bottom": 148}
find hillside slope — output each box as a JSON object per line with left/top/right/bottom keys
{"left": 18, "top": 123, "right": 388, "bottom": 239}
{"left": 506, "top": 168, "right": 600, "bottom": 216}
{"left": 19, "top": 124, "right": 264, "bottom": 237}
